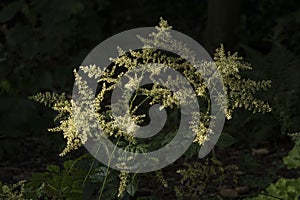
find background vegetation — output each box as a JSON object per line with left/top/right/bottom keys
{"left": 0, "top": 0, "right": 299, "bottom": 199}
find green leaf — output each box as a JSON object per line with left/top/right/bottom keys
{"left": 126, "top": 175, "right": 138, "bottom": 196}
{"left": 184, "top": 143, "right": 200, "bottom": 158}
{"left": 47, "top": 165, "right": 60, "bottom": 173}
{"left": 61, "top": 176, "right": 73, "bottom": 190}
{"left": 63, "top": 160, "right": 75, "bottom": 170}
{"left": 216, "top": 132, "right": 236, "bottom": 148}
{"left": 253, "top": 178, "right": 300, "bottom": 200}
{"left": 0, "top": 0, "right": 24, "bottom": 23}
{"left": 283, "top": 144, "right": 300, "bottom": 169}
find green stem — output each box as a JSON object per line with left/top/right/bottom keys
{"left": 98, "top": 136, "right": 121, "bottom": 200}
{"left": 129, "top": 69, "right": 146, "bottom": 111}
{"left": 99, "top": 68, "right": 148, "bottom": 199}
{"left": 132, "top": 95, "right": 151, "bottom": 115}
{"left": 82, "top": 146, "right": 101, "bottom": 187}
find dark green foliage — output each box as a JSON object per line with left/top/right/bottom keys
{"left": 216, "top": 132, "right": 236, "bottom": 148}
{"left": 0, "top": 0, "right": 299, "bottom": 199}
{"left": 174, "top": 155, "right": 238, "bottom": 200}
{"left": 24, "top": 155, "right": 92, "bottom": 199}
{"left": 283, "top": 143, "right": 300, "bottom": 170}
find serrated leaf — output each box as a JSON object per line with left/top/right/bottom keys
{"left": 283, "top": 144, "right": 300, "bottom": 169}
{"left": 252, "top": 178, "right": 300, "bottom": 200}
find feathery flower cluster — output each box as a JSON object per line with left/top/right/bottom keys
{"left": 31, "top": 18, "right": 271, "bottom": 157}
{"left": 117, "top": 171, "right": 129, "bottom": 197}
{"left": 31, "top": 18, "right": 271, "bottom": 192}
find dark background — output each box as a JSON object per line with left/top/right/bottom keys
{"left": 0, "top": 0, "right": 299, "bottom": 196}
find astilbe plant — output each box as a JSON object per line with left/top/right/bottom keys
{"left": 250, "top": 132, "right": 300, "bottom": 200}
{"left": 0, "top": 180, "right": 26, "bottom": 200}
{"left": 30, "top": 18, "right": 272, "bottom": 199}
